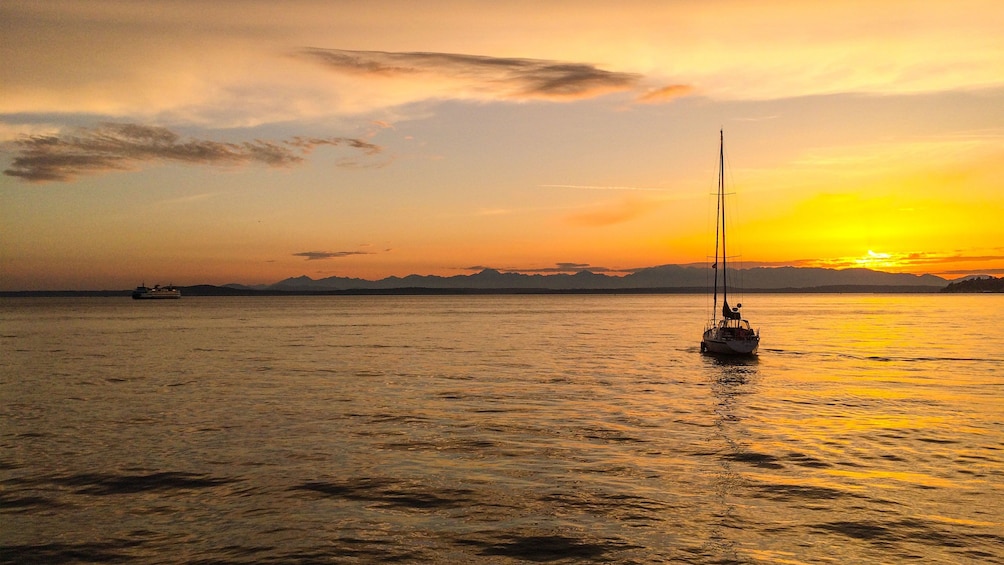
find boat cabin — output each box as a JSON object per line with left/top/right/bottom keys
{"left": 716, "top": 317, "right": 757, "bottom": 339}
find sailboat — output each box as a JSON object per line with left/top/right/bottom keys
{"left": 701, "top": 130, "right": 760, "bottom": 356}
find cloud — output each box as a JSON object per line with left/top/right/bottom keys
{"left": 285, "top": 136, "right": 380, "bottom": 154}
{"left": 797, "top": 250, "right": 1004, "bottom": 273}
{"left": 532, "top": 262, "right": 618, "bottom": 273}
{"left": 636, "top": 84, "right": 695, "bottom": 104}
{"left": 300, "top": 48, "right": 641, "bottom": 101}
{"left": 541, "top": 184, "right": 672, "bottom": 192}
{"left": 464, "top": 263, "right": 623, "bottom": 274}
{"left": 293, "top": 251, "right": 374, "bottom": 260}
{"left": 563, "top": 196, "right": 663, "bottom": 227}
{"left": 898, "top": 252, "right": 1004, "bottom": 266}
{"left": 5, "top": 2, "right": 1001, "bottom": 130}
{"left": 941, "top": 269, "right": 1004, "bottom": 275}
{"left": 3, "top": 123, "right": 382, "bottom": 183}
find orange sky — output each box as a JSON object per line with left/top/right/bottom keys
{"left": 2, "top": 1, "right": 1003, "bottom": 289}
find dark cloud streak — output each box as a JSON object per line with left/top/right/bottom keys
{"left": 464, "top": 263, "right": 627, "bottom": 274}
{"left": 300, "top": 48, "right": 641, "bottom": 100}
{"left": 294, "top": 251, "right": 374, "bottom": 260}
{"left": 3, "top": 123, "right": 381, "bottom": 183}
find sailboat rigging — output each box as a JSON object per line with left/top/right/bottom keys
{"left": 701, "top": 130, "right": 760, "bottom": 356}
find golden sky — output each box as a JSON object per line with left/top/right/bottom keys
{"left": 2, "top": 0, "right": 1003, "bottom": 289}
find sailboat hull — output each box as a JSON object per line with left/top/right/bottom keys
{"left": 701, "top": 328, "right": 759, "bottom": 356}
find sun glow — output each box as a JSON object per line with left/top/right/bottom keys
{"left": 856, "top": 250, "right": 897, "bottom": 270}
{"left": 806, "top": 251, "right": 924, "bottom": 273}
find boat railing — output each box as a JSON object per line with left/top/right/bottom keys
{"left": 705, "top": 318, "right": 759, "bottom": 340}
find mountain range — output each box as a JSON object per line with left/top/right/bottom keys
{"left": 249, "top": 265, "right": 948, "bottom": 292}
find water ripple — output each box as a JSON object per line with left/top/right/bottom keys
{"left": 291, "top": 477, "right": 476, "bottom": 510}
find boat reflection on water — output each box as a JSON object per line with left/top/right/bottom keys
{"left": 700, "top": 353, "right": 761, "bottom": 563}
{"left": 706, "top": 353, "right": 760, "bottom": 382}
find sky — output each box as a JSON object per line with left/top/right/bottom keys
{"left": 2, "top": 0, "right": 1003, "bottom": 290}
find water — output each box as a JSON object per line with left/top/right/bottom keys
{"left": 2, "top": 294, "right": 1002, "bottom": 564}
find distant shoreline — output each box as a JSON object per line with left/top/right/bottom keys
{"left": 0, "top": 285, "right": 955, "bottom": 297}
{"left": 8, "top": 267, "right": 995, "bottom": 296}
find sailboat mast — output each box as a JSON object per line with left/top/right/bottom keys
{"left": 720, "top": 129, "right": 727, "bottom": 308}
{"left": 712, "top": 131, "right": 721, "bottom": 319}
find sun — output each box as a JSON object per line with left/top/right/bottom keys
{"left": 853, "top": 250, "right": 901, "bottom": 271}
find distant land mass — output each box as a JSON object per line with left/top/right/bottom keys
{"left": 250, "top": 265, "right": 948, "bottom": 293}
{"left": 940, "top": 276, "right": 1004, "bottom": 293}
{"left": 6, "top": 266, "right": 988, "bottom": 297}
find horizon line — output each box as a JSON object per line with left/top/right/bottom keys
{"left": 4, "top": 264, "right": 997, "bottom": 293}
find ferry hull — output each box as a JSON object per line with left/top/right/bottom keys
{"left": 131, "top": 292, "right": 180, "bottom": 299}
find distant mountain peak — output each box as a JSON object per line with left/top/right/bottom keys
{"left": 471, "top": 269, "right": 505, "bottom": 278}
{"left": 265, "top": 265, "right": 947, "bottom": 292}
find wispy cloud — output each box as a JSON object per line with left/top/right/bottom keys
{"left": 735, "top": 114, "right": 780, "bottom": 122}
{"left": 636, "top": 84, "right": 695, "bottom": 104}
{"left": 799, "top": 250, "right": 1004, "bottom": 273}
{"left": 541, "top": 184, "right": 672, "bottom": 192}
{"left": 528, "top": 262, "right": 620, "bottom": 274}
{"left": 293, "top": 251, "right": 374, "bottom": 261}
{"left": 155, "top": 192, "right": 221, "bottom": 206}
{"left": 563, "top": 196, "right": 664, "bottom": 227}
{"left": 940, "top": 268, "right": 1004, "bottom": 275}
{"left": 464, "top": 263, "right": 624, "bottom": 274}
{"left": 3, "top": 123, "right": 381, "bottom": 183}
{"left": 300, "top": 48, "right": 641, "bottom": 101}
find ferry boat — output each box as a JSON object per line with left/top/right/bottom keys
{"left": 132, "top": 284, "right": 181, "bottom": 299}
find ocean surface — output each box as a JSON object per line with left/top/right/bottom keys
{"left": 1, "top": 294, "right": 1002, "bottom": 564}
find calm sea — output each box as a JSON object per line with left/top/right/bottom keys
{"left": 2, "top": 294, "right": 1002, "bottom": 564}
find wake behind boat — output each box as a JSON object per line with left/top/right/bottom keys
{"left": 132, "top": 284, "right": 181, "bottom": 299}
{"left": 701, "top": 130, "right": 759, "bottom": 356}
